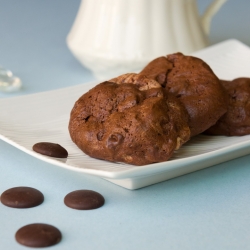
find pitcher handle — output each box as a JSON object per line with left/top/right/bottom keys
{"left": 201, "top": 0, "right": 228, "bottom": 35}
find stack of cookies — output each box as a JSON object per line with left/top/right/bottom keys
{"left": 69, "top": 53, "right": 250, "bottom": 166}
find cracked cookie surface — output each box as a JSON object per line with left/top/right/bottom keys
{"left": 141, "top": 53, "right": 228, "bottom": 136}
{"left": 69, "top": 76, "right": 190, "bottom": 165}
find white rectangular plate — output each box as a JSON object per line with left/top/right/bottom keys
{"left": 1, "top": 39, "right": 250, "bottom": 190}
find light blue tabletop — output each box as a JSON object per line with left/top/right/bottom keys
{"left": 1, "top": 1, "right": 250, "bottom": 249}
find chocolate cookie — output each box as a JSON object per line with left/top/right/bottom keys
{"left": 205, "top": 78, "right": 250, "bottom": 136}
{"left": 69, "top": 74, "right": 190, "bottom": 165}
{"left": 141, "top": 53, "right": 228, "bottom": 136}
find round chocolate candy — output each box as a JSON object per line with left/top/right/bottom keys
{"left": 15, "top": 223, "right": 62, "bottom": 248}
{"left": 64, "top": 190, "right": 105, "bottom": 210}
{"left": 1, "top": 187, "right": 44, "bottom": 208}
{"left": 33, "top": 142, "right": 68, "bottom": 158}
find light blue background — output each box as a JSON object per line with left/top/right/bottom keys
{"left": 1, "top": 1, "right": 250, "bottom": 249}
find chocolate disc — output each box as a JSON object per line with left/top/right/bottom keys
{"left": 1, "top": 187, "right": 44, "bottom": 208}
{"left": 33, "top": 142, "right": 68, "bottom": 158}
{"left": 15, "top": 223, "right": 62, "bottom": 248}
{"left": 64, "top": 190, "right": 105, "bottom": 210}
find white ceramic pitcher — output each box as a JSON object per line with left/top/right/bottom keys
{"left": 67, "top": 0, "right": 228, "bottom": 80}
